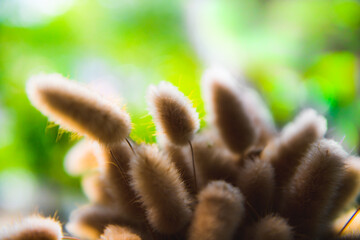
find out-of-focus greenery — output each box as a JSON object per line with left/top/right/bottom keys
{"left": 0, "top": 0, "right": 359, "bottom": 217}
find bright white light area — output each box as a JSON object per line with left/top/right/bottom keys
{"left": 0, "top": 0, "right": 74, "bottom": 26}
{"left": 0, "top": 169, "right": 37, "bottom": 212}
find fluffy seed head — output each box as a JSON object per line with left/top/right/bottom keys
{"left": 64, "top": 139, "right": 99, "bottom": 176}
{"left": 100, "top": 225, "right": 141, "bottom": 240}
{"left": 130, "top": 144, "right": 192, "bottom": 234}
{"left": 189, "top": 181, "right": 245, "bottom": 240}
{"left": 202, "top": 68, "right": 256, "bottom": 153}
{"left": 66, "top": 204, "right": 129, "bottom": 240}
{"left": 27, "top": 73, "right": 131, "bottom": 145}
{"left": 238, "top": 158, "right": 275, "bottom": 217}
{"left": 251, "top": 215, "right": 293, "bottom": 240}
{"left": 147, "top": 81, "right": 200, "bottom": 145}
{"left": 281, "top": 139, "right": 347, "bottom": 237}
{"left": 0, "top": 215, "right": 62, "bottom": 240}
{"left": 261, "top": 109, "right": 327, "bottom": 192}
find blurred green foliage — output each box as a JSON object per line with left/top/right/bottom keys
{"left": 0, "top": 0, "right": 359, "bottom": 215}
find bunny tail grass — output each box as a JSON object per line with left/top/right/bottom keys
{"left": 147, "top": 81, "right": 199, "bottom": 146}
{"left": 130, "top": 144, "right": 192, "bottom": 234}
{"left": 281, "top": 139, "right": 347, "bottom": 238}
{"left": 250, "top": 215, "right": 293, "bottom": 240}
{"left": 0, "top": 215, "right": 63, "bottom": 240}
{"left": 202, "top": 68, "right": 256, "bottom": 154}
{"left": 100, "top": 225, "right": 141, "bottom": 240}
{"left": 66, "top": 204, "right": 131, "bottom": 240}
{"left": 237, "top": 157, "right": 275, "bottom": 217}
{"left": 82, "top": 172, "right": 113, "bottom": 205}
{"left": 329, "top": 157, "right": 360, "bottom": 220}
{"left": 27, "top": 73, "right": 131, "bottom": 145}
{"left": 188, "top": 181, "right": 245, "bottom": 240}
{"left": 64, "top": 139, "right": 99, "bottom": 176}
{"left": 261, "top": 109, "right": 327, "bottom": 200}
{"left": 97, "top": 142, "right": 144, "bottom": 222}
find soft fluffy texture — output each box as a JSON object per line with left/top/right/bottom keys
{"left": 329, "top": 156, "right": 360, "bottom": 220}
{"left": 237, "top": 157, "right": 275, "bottom": 217}
{"left": 188, "top": 181, "right": 245, "bottom": 240}
{"left": 147, "top": 81, "right": 200, "bottom": 146}
{"left": 97, "top": 142, "right": 144, "bottom": 222}
{"left": 261, "top": 109, "right": 327, "bottom": 207}
{"left": 192, "top": 134, "right": 239, "bottom": 188}
{"left": 130, "top": 144, "right": 192, "bottom": 234}
{"left": 64, "top": 139, "right": 99, "bottom": 176}
{"left": 251, "top": 215, "right": 293, "bottom": 240}
{"left": 0, "top": 215, "right": 62, "bottom": 240}
{"left": 100, "top": 225, "right": 141, "bottom": 240}
{"left": 281, "top": 139, "right": 347, "bottom": 238}
{"left": 82, "top": 172, "right": 113, "bottom": 205}
{"left": 27, "top": 73, "right": 131, "bottom": 145}
{"left": 66, "top": 204, "right": 130, "bottom": 240}
{"left": 202, "top": 68, "right": 256, "bottom": 154}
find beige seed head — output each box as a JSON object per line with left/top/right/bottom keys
{"left": 0, "top": 215, "right": 62, "bottom": 240}
{"left": 281, "top": 139, "right": 347, "bottom": 237}
{"left": 251, "top": 215, "right": 293, "bottom": 240}
{"left": 27, "top": 73, "right": 131, "bottom": 145}
{"left": 202, "top": 68, "right": 256, "bottom": 154}
{"left": 130, "top": 144, "right": 192, "bottom": 234}
{"left": 189, "top": 181, "right": 245, "bottom": 240}
{"left": 100, "top": 225, "right": 141, "bottom": 240}
{"left": 64, "top": 139, "right": 99, "bottom": 176}
{"left": 147, "top": 81, "right": 200, "bottom": 146}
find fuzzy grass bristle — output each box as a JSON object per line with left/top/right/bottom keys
{"left": 202, "top": 68, "right": 256, "bottom": 154}
{"left": 27, "top": 73, "right": 131, "bottom": 145}
{"left": 130, "top": 144, "right": 192, "bottom": 234}
{"left": 280, "top": 139, "right": 347, "bottom": 238}
{"left": 188, "top": 181, "right": 245, "bottom": 240}
{"left": 0, "top": 215, "right": 62, "bottom": 240}
{"left": 97, "top": 142, "right": 144, "bottom": 222}
{"left": 64, "top": 139, "right": 99, "bottom": 176}
{"left": 261, "top": 108, "right": 327, "bottom": 207}
{"left": 100, "top": 225, "right": 141, "bottom": 240}
{"left": 66, "top": 204, "right": 130, "bottom": 240}
{"left": 250, "top": 215, "right": 293, "bottom": 240}
{"left": 147, "top": 81, "right": 199, "bottom": 145}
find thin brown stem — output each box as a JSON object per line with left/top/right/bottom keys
{"left": 188, "top": 140, "right": 198, "bottom": 193}
{"left": 125, "top": 137, "right": 136, "bottom": 155}
{"left": 338, "top": 207, "right": 360, "bottom": 235}
{"left": 62, "top": 237, "right": 80, "bottom": 240}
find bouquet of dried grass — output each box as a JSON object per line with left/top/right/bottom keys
{"left": 2, "top": 68, "right": 360, "bottom": 240}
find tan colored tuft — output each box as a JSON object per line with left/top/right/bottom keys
{"left": 0, "top": 215, "right": 62, "bottom": 240}
{"left": 66, "top": 204, "right": 130, "bottom": 240}
{"left": 163, "top": 143, "right": 197, "bottom": 194}
{"left": 261, "top": 109, "right": 327, "bottom": 204}
{"left": 329, "top": 156, "right": 360, "bottom": 219}
{"left": 192, "top": 135, "right": 239, "bottom": 188}
{"left": 130, "top": 144, "right": 192, "bottom": 234}
{"left": 241, "top": 85, "right": 276, "bottom": 146}
{"left": 202, "top": 68, "right": 256, "bottom": 154}
{"left": 281, "top": 139, "right": 347, "bottom": 238}
{"left": 64, "top": 139, "right": 99, "bottom": 176}
{"left": 237, "top": 157, "right": 275, "bottom": 217}
{"left": 188, "top": 181, "right": 245, "bottom": 240}
{"left": 100, "top": 225, "right": 141, "bottom": 240}
{"left": 251, "top": 215, "right": 293, "bottom": 240}
{"left": 147, "top": 81, "right": 200, "bottom": 145}
{"left": 97, "top": 142, "right": 144, "bottom": 222}
{"left": 82, "top": 172, "right": 113, "bottom": 204}
{"left": 27, "top": 73, "right": 131, "bottom": 145}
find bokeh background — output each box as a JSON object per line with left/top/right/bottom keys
{"left": 0, "top": 0, "right": 359, "bottom": 223}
